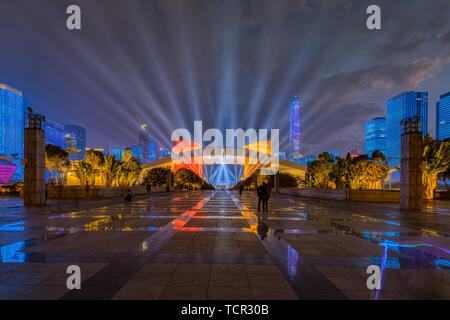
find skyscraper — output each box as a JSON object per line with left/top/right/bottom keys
{"left": 148, "top": 142, "right": 157, "bottom": 162}
{"left": 64, "top": 125, "right": 86, "bottom": 160}
{"left": 138, "top": 124, "right": 149, "bottom": 162}
{"left": 364, "top": 117, "right": 387, "bottom": 156}
{"left": 436, "top": 92, "right": 450, "bottom": 140}
{"left": 109, "top": 145, "right": 126, "bottom": 160}
{"left": 386, "top": 92, "right": 428, "bottom": 166}
{"left": 45, "top": 119, "right": 65, "bottom": 149}
{"left": 130, "top": 145, "right": 143, "bottom": 162}
{"left": 289, "top": 96, "right": 301, "bottom": 161}
{"left": 0, "top": 84, "right": 24, "bottom": 182}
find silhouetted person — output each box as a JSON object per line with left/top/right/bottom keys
{"left": 146, "top": 183, "right": 152, "bottom": 199}
{"left": 239, "top": 185, "right": 243, "bottom": 196}
{"left": 124, "top": 189, "right": 133, "bottom": 202}
{"left": 257, "top": 183, "right": 267, "bottom": 212}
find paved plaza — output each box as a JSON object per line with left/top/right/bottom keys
{"left": 0, "top": 191, "right": 448, "bottom": 300}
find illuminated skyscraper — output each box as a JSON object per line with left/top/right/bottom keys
{"left": 148, "top": 142, "right": 157, "bottom": 162}
{"left": 0, "top": 84, "right": 24, "bottom": 182}
{"left": 45, "top": 119, "right": 65, "bottom": 149}
{"left": 364, "top": 117, "right": 386, "bottom": 156}
{"left": 109, "top": 146, "right": 126, "bottom": 160}
{"left": 436, "top": 92, "right": 450, "bottom": 140}
{"left": 386, "top": 92, "right": 428, "bottom": 166}
{"left": 65, "top": 125, "right": 86, "bottom": 160}
{"left": 289, "top": 96, "right": 301, "bottom": 161}
{"left": 130, "top": 145, "right": 143, "bottom": 162}
{"left": 138, "top": 124, "right": 149, "bottom": 162}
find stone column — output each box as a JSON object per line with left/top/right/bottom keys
{"left": 23, "top": 112, "right": 46, "bottom": 205}
{"left": 400, "top": 119, "right": 423, "bottom": 211}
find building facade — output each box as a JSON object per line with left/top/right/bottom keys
{"left": 45, "top": 119, "right": 65, "bottom": 149}
{"left": 289, "top": 96, "right": 301, "bottom": 161}
{"left": 64, "top": 125, "right": 86, "bottom": 160}
{"left": 0, "top": 84, "right": 24, "bottom": 182}
{"left": 109, "top": 145, "right": 126, "bottom": 160}
{"left": 364, "top": 117, "right": 387, "bottom": 156}
{"left": 138, "top": 125, "right": 149, "bottom": 163}
{"left": 148, "top": 142, "right": 157, "bottom": 162}
{"left": 386, "top": 92, "right": 428, "bottom": 166}
{"left": 436, "top": 92, "right": 450, "bottom": 140}
{"left": 130, "top": 145, "right": 143, "bottom": 162}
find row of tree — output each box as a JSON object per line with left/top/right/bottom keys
{"left": 143, "top": 167, "right": 215, "bottom": 190}
{"left": 305, "top": 135, "right": 450, "bottom": 200}
{"left": 305, "top": 150, "right": 389, "bottom": 190}
{"left": 45, "top": 142, "right": 141, "bottom": 187}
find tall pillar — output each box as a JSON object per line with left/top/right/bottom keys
{"left": 23, "top": 112, "right": 46, "bottom": 205}
{"left": 400, "top": 118, "right": 423, "bottom": 211}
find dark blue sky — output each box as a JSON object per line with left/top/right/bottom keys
{"left": 1, "top": 0, "right": 449, "bottom": 156}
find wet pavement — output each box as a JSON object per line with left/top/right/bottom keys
{"left": 0, "top": 191, "right": 448, "bottom": 300}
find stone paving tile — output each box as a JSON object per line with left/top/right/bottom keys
{"left": 209, "top": 273, "right": 249, "bottom": 287}
{"left": 112, "top": 284, "right": 165, "bottom": 300}
{"left": 160, "top": 286, "right": 208, "bottom": 300}
{"left": 211, "top": 264, "right": 246, "bottom": 274}
{"left": 250, "top": 288, "right": 299, "bottom": 300}
{"left": 167, "top": 273, "right": 210, "bottom": 287}
{"left": 0, "top": 191, "right": 448, "bottom": 300}
{"left": 207, "top": 286, "right": 252, "bottom": 300}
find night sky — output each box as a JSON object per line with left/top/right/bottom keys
{"left": 1, "top": 0, "right": 449, "bottom": 156}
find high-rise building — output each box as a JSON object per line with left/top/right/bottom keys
{"left": 159, "top": 148, "right": 170, "bottom": 158}
{"left": 64, "top": 125, "right": 86, "bottom": 160}
{"left": 364, "top": 117, "right": 387, "bottom": 156}
{"left": 130, "top": 145, "right": 143, "bottom": 162}
{"left": 45, "top": 119, "right": 65, "bottom": 149}
{"left": 148, "top": 142, "right": 157, "bottom": 162}
{"left": 289, "top": 96, "right": 301, "bottom": 161}
{"left": 386, "top": 92, "right": 428, "bottom": 166}
{"left": 0, "top": 84, "right": 24, "bottom": 182}
{"left": 109, "top": 145, "right": 126, "bottom": 160}
{"left": 138, "top": 124, "right": 149, "bottom": 162}
{"left": 436, "top": 92, "right": 450, "bottom": 140}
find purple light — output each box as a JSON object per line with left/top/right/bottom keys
{"left": 0, "top": 163, "right": 17, "bottom": 185}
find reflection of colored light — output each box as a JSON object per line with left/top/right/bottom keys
{"left": 385, "top": 221, "right": 400, "bottom": 226}
{"left": 0, "top": 241, "right": 26, "bottom": 263}
{"left": 435, "top": 259, "right": 450, "bottom": 267}
{"left": 0, "top": 221, "right": 24, "bottom": 231}
{"left": 287, "top": 245, "right": 298, "bottom": 278}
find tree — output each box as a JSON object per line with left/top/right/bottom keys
{"left": 144, "top": 167, "right": 172, "bottom": 187}
{"left": 73, "top": 161, "right": 92, "bottom": 187}
{"left": 45, "top": 144, "right": 69, "bottom": 185}
{"left": 101, "top": 154, "right": 121, "bottom": 187}
{"left": 65, "top": 137, "right": 81, "bottom": 160}
{"left": 305, "top": 152, "right": 334, "bottom": 188}
{"left": 117, "top": 148, "right": 142, "bottom": 187}
{"left": 84, "top": 150, "right": 105, "bottom": 186}
{"left": 173, "top": 168, "right": 203, "bottom": 190}
{"left": 422, "top": 135, "right": 450, "bottom": 199}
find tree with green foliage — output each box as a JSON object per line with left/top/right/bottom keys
{"left": 45, "top": 144, "right": 69, "bottom": 185}
{"left": 84, "top": 150, "right": 105, "bottom": 186}
{"left": 144, "top": 167, "right": 172, "bottom": 187}
{"left": 422, "top": 135, "right": 450, "bottom": 199}
{"left": 173, "top": 168, "right": 203, "bottom": 190}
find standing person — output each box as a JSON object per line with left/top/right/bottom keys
{"left": 239, "top": 185, "right": 243, "bottom": 197}
{"left": 124, "top": 189, "right": 133, "bottom": 202}
{"left": 257, "top": 183, "right": 267, "bottom": 212}
{"left": 265, "top": 185, "right": 271, "bottom": 212}
{"left": 146, "top": 183, "right": 152, "bottom": 199}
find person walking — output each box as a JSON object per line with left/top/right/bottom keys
{"left": 257, "top": 183, "right": 267, "bottom": 212}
